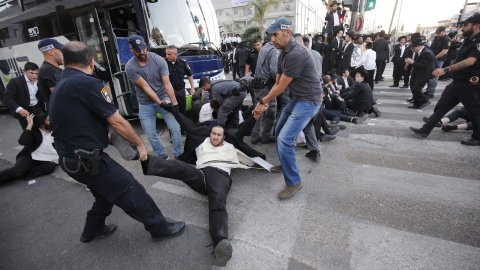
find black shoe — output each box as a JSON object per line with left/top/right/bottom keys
{"left": 319, "top": 134, "right": 336, "bottom": 142}
{"left": 410, "top": 127, "right": 428, "bottom": 138}
{"left": 389, "top": 84, "right": 399, "bottom": 87}
{"left": 80, "top": 224, "right": 117, "bottom": 243}
{"left": 305, "top": 150, "right": 321, "bottom": 162}
{"left": 251, "top": 137, "right": 260, "bottom": 145}
{"left": 461, "top": 138, "right": 480, "bottom": 146}
{"left": 425, "top": 95, "right": 434, "bottom": 99}
{"left": 261, "top": 136, "right": 276, "bottom": 144}
{"left": 152, "top": 222, "right": 185, "bottom": 242}
{"left": 331, "top": 124, "right": 347, "bottom": 130}
{"left": 406, "top": 98, "right": 414, "bottom": 103}
{"left": 401, "top": 85, "right": 409, "bottom": 88}
{"left": 213, "top": 239, "right": 233, "bottom": 266}
{"left": 371, "top": 106, "right": 381, "bottom": 117}
{"left": 417, "top": 100, "right": 430, "bottom": 109}
{"left": 328, "top": 126, "right": 340, "bottom": 135}
{"left": 374, "top": 81, "right": 379, "bottom": 84}
{"left": 442, "top": 124, "right": 457, "bottom": 132}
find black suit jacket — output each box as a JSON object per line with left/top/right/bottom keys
{"left": 341, "top": 82, "right": 374, "bottom": 111}
{"left": 411, "top": 47, "right": 435, "bottom": 82}
{"left": 17, "top": 128, "right": 43, "bottom": 157}
{"left": 341, "top": 42, "right": 354, "bottom": 68}
{"left": 234, "top": 48, "right": 247, "bottom": 67}
{"left": 325, "top": 10, "right": 342, "bottom": 33}
{"left": 5, "top": 75, "right": 44, "bottom": 117}
{"left": 391, "top": 44, "right": 408, "bottom": 63}
{"left": 337, "top": 76, "right": 354, "bottom": 92}
{"left": 373, "top": 38, "right": 390, "bottom": 61}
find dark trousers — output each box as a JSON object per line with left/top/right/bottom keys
{"left": 446, "top": 107, "right": 471, "bottom": 122}
{"left": 323, "top": 109, "right": 353, "bottom": 124}
{"left": 172, "top": 111, "right": 266, "bottom": 163}
{"left": 409, "top": 75, "right": 429, "bottom": 106}
{"left": 404, "top": 66, "right": 412, "bottom": 86}
{"left": 375, "top": 60, "right": 386, "bottom": 82}
{"left": 0, "top": 154, "right": 56, "bottom": 184}
{"left": 232, "top": 64, "right": 245, "bottom": 80}
{"left": 144, "top": 156, "right": 231, "bottom": 246}
{"left": 313, "top": 111, "right": 332, "bottom": 139}
{"left": 60, "top": 153, "right": 169, "bottom": 237}
{"left": 392, "top": 61, "right": 404, "bottom": 86}
{"left": 423, "top": 81, "right": 480, "bottom": 139}
{"left": 175, "top": 92, "right": 187, "bottom": 115}
{"left": 366, "top": 69, "right": 375, "bottom": 90}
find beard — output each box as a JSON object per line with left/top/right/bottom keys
{"left": 136, "top": 53, "right": 147, "bottom": 61}
{"left": 462, "top": 28, "right": 473, "bottom": 38}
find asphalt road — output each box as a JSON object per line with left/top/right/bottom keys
{"left": 0, "top": 64, "right": 479, "bottom": 270}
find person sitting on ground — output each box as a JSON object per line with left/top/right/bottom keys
{"left": 336, "top": 68, "right": 354, "bottom": 95}
{"left": 341, "top": 67, "right": 380, "bottom": 117}
{"left": 423, "top": 107, "right": 473, "bottom": 132}
{"left": 322, "top": 75, "right": 363, "bottom": 124}
{"left": 199, "top": 99, "right": 220, "bottom": 127}
{"left": 0, "top": 112, "right": 57, "bottom": 184}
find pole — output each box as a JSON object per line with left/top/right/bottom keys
{"left": 388, "top": 0, "right": 400, "bottom": 34}
{"left": 462, "top": 0, "right": 469, "bottom": 21}
{"left": 394, "top": 0, "right": 403, "bottom": 43}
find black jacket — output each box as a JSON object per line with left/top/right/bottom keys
{"left": 391, "top": 44, "right": 408, "bottom": 63}
{"left": 17, "top": 128, "right": 43, "bottom": 157}
{"left": 337, "top": 76, "right": 354, "bottom": 92}
{"left": 232, "top": 48, "right": 247, "bottom": 66}
{"left": 372, "top": 38, "right": 390, "bottom": 61}
{"left": 341, "top": 42, "right": 355, "bottom": 68}
{"left": 341, "top": 82, "right": 374, "bottom": 112}
{"left": 5, "top": 75, "right": 44, "bottom": 117}
{"left": 410, "top": 47, "right": 435, "bottom": 82}
{"left": 325, "top": 10, "right": 342, "bottom": 33}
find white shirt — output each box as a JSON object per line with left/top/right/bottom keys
{"left": 333, "top": 12, "right": 340, "bottom": 26}
{"left": 400, "top": 44, "right": 406, "bottom": 58}
{"left": 16, "top": 75, "right": 38, "bottom": 113}
{"left": 199, "top": 103, "right": 213, "bottom": 123}
{"left": 361, "top": 49, "right": 376, "bottom": 70}
{"left": 342, "top": 76, "right": 350, "bottom": 88}
{"left": 31, "top": 129, "right": 59, "bottom": 164}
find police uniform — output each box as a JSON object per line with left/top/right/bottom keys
{"left": 425, "top": 33, "right": 451, "bottom": 97}
{"left": 210, "top": 80, "right": 248, "bottom": 128}
{"left": 49, "top": 68, "right": 172, "bottom": 239}
{"left": 418, "top": 30, "right": 480, "bottom": 144}
{"left": 167, "top": 58, "right": 193, "bottom": 114}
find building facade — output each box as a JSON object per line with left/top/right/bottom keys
{"left": 212, "top": 0, "right": 329, "bottom": 35}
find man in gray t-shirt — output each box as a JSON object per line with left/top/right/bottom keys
{"left": 253, "top": 18, "right": 322, "bottom": 200}
{"left": 125, "top": 35, "right": 183, "bottom": 159}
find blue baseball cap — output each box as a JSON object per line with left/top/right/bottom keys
{"left": 266, "top": 18, "right": 293, "bottom": 35}
{"left": 38, "top": 38, "right": 64, "bottom": 52}
{"left": 128, "top": 35, "right": 147, "bottom": 52}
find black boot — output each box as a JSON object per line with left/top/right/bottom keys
{"left": 80, "top": 224, "right": 117, "bottom": 243}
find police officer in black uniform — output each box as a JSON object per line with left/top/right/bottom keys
{"left": 165, "top": 45, "right": 196, "bottom": 115}
{"left": 49, "top": 41, "right": 185, "bottom": 243}
{"left": 410, "top": 13, "right": 480, "bottom": 146}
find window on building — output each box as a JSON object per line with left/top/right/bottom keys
{"left": 0, "top": 27, "right": 9, "bottom": 39}
{"left": 22, "top": 0, "right": 50, "bottom": 10}
{"left": 233, "top": 8, "right": 238, "bottom": 15}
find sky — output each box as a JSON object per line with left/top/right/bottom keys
{"left": 362, "top": 0, "right": 471, "bottom": 33}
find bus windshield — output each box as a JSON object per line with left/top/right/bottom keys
{"left": 146, "top": 0, "right": 220, "bottom": 48}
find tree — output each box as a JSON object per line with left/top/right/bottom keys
{"left": 248, "top": 0, "right": 278, "bottom": 38}
{"left": 242, "top": 26, "right": 261, "bottom": 48}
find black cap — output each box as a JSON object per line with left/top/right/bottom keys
{"left": 461, "top": 13, "right": 480, "bottom": 24}
{"left": 128, "top": 35, "right": 147, "bottom": 53}
{"left": 354, "top": 67, "right": 368, "bottom": 78}
{"left": 38, "top": 38, "right": 64, "bottom": 52}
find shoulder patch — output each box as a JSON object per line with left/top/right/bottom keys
{"left": 100, "top": 86, "right": 113, "bottom": 103}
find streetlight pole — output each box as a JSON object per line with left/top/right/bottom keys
{"left": 388, "top": 0, "right": 400, "bottom": 34}
{"left": 462, "top": 0, "right": 469, "bottom": 21}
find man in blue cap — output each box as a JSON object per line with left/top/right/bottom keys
{"left": 37, "top": 38, "right": 64, "bottom": 110}
{"left": 253, "top": 18, "right": 323, "bottom": 200}
{"left": 125, "top": 35, "right": 183, "bottom": 159}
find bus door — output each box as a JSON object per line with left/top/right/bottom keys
{"left": 72, "top": 8, "right": 139, "bottom": 117}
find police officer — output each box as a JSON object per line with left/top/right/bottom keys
{"left": 209, "top": 78, "right": 249, "bottom": 128}
{"left": 410, "top": 13, "right": 480, "bottom": 146}
{"left": 245, "top": 37, "right": 263, "bottom": 77}
{"left": 250, "top": 38, "right": 278, "bottom": 145}
{"left": 37, "top": 38, "right": 64, "bottom": 110}
{"left": 49, "top": 41, "right": 185, "bottom": 243}
{"left": 165, "top": 45, "right": 195, "bottom": 115}
{"left": 253, "top": 18, "right": 323, "bottom": 200}
{"left": 425, "top": 26, "right": 451, "bottom": 98}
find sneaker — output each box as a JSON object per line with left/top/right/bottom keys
{"left": 213, "top": 239, "right": 233, "bottom": 266}
{"left": 277, "top": 182, "right": 304, "bottom": 200}
{"left": 80, "top": 224, "right": 117, "bottom": 243}
{"left": 151, "top": 222, "right": 185, "bottom": 242}
{"left": 305, "top": 150, "right": 320, "bottom": 162}
{"left": 319, "top": 134, "right": 336, "bottom": 142}
{"left": 328, "top": 126, "right": 340, "bottom": 135}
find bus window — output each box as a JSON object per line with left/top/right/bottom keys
{"left": 109, "top": 6, "right": 139, "bottom": 38}
{"left": 74, "top": 13, "right": 106, "bottom": 67}
{"left": 0, "top": 0, "right": 21, "bottom": 18}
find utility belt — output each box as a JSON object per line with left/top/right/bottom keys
{"left": 61, "top": 149, "right": 102, "bottom": 176}
{"left": 252, "top": 77, "right": 275, "bottom": 89}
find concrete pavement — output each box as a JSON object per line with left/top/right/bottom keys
{"left": 0, "top": 63, "right": 479, "bottom": 269}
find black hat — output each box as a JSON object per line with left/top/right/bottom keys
{"left": 411, "top": 38, "right": 423, "bottom": 47}
{"left": 397, "top": 35, "right": 407, "bottom": 42}
{"left": 354, "top": 67, "right": 368, "bottom": 78}
{"left": 461, "top": 13, "right": 480, "bottom": 24}
{"left": 33, "top": 111, "right": 48, "bottom": 128}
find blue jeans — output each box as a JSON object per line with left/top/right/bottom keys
{"left": 275, "top": 100, "right": 321, "bottom": 186}
{"left": 138, "top": 103, "right": 183, "bottom": 158}
{"left": 426, "top": 60, "right": 443, "bottom": 96}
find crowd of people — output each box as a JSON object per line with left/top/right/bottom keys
{"left": 0, "top": 9, "right": 479, "bottom": 267}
